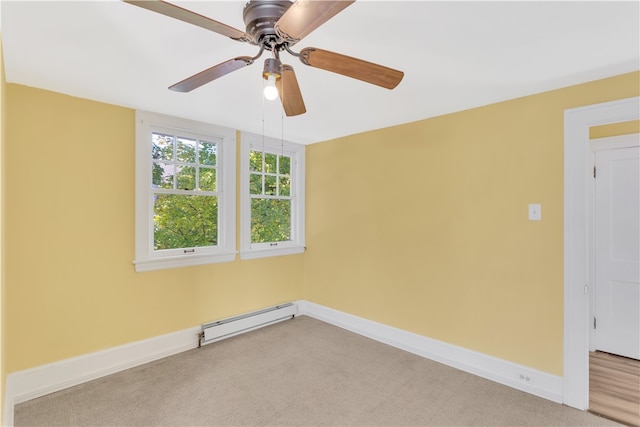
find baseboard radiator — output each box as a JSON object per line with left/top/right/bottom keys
{"left": 201, "top": 302, "right": 297, "bottom": 345}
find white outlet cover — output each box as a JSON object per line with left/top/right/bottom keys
{"left": 529, "top": 204, "right": 542, "bottom": 221}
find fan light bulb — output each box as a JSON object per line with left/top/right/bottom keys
{"left": 264, "top": 74, "right": 278, "bottom": 101}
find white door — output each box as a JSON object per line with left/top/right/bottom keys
{"left": 593, "top": 141, "right": 640, "bottom": 360}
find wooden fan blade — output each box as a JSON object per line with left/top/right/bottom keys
{"left": 276, "top": 65, "right": 306, "bottom": 117}
{"left": 124, "top": 0, "right": 253, "bottom": 42}
{"left": 169, "top": 57, "right": 254, "bottom": 92}
{"left": 275, "top": 0, "right": 354, "bottom": 43}
{"left": 299, "top": 47, "right": 404, "bottom": 89}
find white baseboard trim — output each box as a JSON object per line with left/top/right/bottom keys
{"left": 297, "top": 300, "right": 563, "bottom": 404}
{"left": 3, "top": 300, "right": 564, "bottom": 426}
{"left": 3, "top": 325, "right": 201, "bottom": 426}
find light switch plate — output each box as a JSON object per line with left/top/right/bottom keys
{"left": 528, "top": 204, "right": 542, "bottom": 221}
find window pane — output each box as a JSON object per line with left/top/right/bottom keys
{"left": 177, "top": 137, "right": 196, "bottom": 163}
{"left": 154, "top": 194, "right": 218, "bottom": 250}
{"left": 199, "top": 167, "right": 216, "bottom": 192}
{"left": 279, "top": 177, "right": 291, "bottom": 196}
{"left": 265, "top": 175, "right": 277, "bottom": 195}
{"left": 152, "top": 162, "right": 174, "bottom": 189}
{"left": 199, "top": 141, "right": 217, "bottom": 166}
{"left": 265, "top": 153, "right": 277, "bottom": 173}
{"left": 250, "top": 151, "right": 262, "bottom": 172}
{"left": 152, "top": 133, "right": 173, "bottom": 161}
{"left": 176, "top": 165, "right": 195, "bottom": 190}
{"left": 251, "top": 198, "right": 291, "bottom": 243}
{"left": 250, "top": 173, "right": 262, "bottom": 195}
{"left": 279, "top": 155, "right": 291, "bottom": 175}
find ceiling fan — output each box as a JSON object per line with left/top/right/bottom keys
{"left": 124, "top": 0, "right": 404, "bottom": 117}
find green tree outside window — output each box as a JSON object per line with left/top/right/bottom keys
{"left": 151, "top": 132, "right": 219, "bottom": 250}
{"left": 249, "top": 150, "right": 293, "bottom": 244}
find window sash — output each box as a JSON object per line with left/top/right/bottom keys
{"left": 152, "top": 193, "right": 219, "bottom": 254}
{"left": 240, "top": 132, "right": 305, "bottom": 259}
{"left": 134, "top": 111, "right": 236, "bottom": 272}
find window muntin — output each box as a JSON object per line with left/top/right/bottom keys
{"left": 249, "top": 150, "right": 293, "bottom": 244}
{"left": 134, "top": 111, "right": 236, "bottom": 272}
{"left": 240, "top": 132, "right": 305, "bottom": 259}
{"left": 151, "top": 131, "right": 220, "bottom": 251}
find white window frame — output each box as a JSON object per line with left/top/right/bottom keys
{"left": 134, "top": 110, "right": 236, "bottom": 272}
{"left": 240, "top": 132, "right": 305, "bottom": 260}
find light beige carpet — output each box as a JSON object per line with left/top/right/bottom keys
{"left": 15, "top": 316, "right": 621, "bottom": 426}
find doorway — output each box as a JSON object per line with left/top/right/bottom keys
{"left": 588, "top": 134, "right": 640, "bottom": 426}
{"left": 564, "top": 97, "right": 640, "bottom": 410}
{"left": 590, "top": 135, "right": 639, "bottom": 360}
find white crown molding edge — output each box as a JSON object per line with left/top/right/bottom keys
{"left": 296, "top": 300, "right": 563, "bottom": 404}
{"left": 2, "top": 387, "right": 10, "bottom": 427}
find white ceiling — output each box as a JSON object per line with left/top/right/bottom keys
{"left": 2, "top": 1, "right": 639, "bottom": 144}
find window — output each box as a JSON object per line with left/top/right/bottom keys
{"left": 240, "top": 132, "right": 305, "bottom": 259}
{"left": 134, "top": 111, "right": 236, "bottom": 272}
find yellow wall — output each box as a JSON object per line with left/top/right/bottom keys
{"left": 304, "top": 71, "right": 640, "bottom": 376}
{"left": 4, "top": 84, "right": 302, "bottom": 373}
{"left": 3, "top": 70, "right": 639, "bottom": 380}
{"left": 590, "top": 120, "right": 640, "bottom": 139}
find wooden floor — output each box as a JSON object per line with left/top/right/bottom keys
{"left": 590, "top": 351, "right": 640, "bottom": 427}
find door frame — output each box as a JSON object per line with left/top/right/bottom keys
{"left": 563, "top": 96, "right": 639, "bottom": 410}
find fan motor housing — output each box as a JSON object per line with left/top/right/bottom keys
{"left": 243, "top": 0, "right": 293, "bottom": 48}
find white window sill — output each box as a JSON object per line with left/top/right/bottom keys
{"left": 133, "top": 252, "right": 236, "bottom": 272}
{"left": 239, "top": 246, "right": 304, "bottom": 261}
